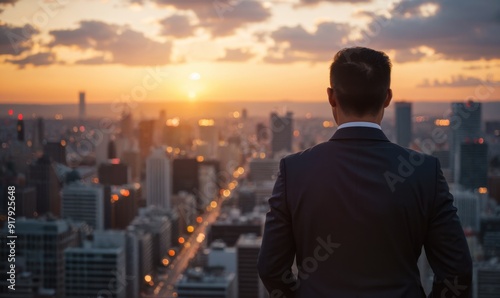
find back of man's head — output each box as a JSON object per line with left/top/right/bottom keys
{"left": 330, "top": 47, "right": 392, "bottom": 116}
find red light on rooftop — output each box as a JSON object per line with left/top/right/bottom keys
{"left": 110, "top": 158, "right": 120, "bottom": 164}
{"left": 478, "top": 138, "right": 484, "bottom": 144}
{"left": 8, "top": 109, "right": 13, "bottom": 116}
{"left": 17, "top": 114, "right": 23, "bottom": 120}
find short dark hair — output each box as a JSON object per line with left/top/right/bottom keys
{"left": 329, "top": 47, "right": 392, "bottom": 116}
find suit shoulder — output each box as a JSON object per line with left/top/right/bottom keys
{"left": 281, "top": 141, "right": 332, "bottom": 163}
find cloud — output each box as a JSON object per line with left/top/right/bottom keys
{"left": 5, "top": 52, "right": 58, "bottom": 68}
{"left": 298, "top": 0, "right": 371, "bottom": 6}
{"left": 265, "top": 22, "right": 350, "bottom": 63}
{"left": 49, "top": 20, "right": 172, "bottom": 66}
{"left": 0, "top": 0, "right": 18, "bottom": 3}
{"left": 0, "top": 23, "right": 39, "bottom": 56}
{"left": 75, "top": 55, "right": 109, "bottom": 65}
{"left": 138, "top": 0, "right": 272, "bottom": 37}
{"left": 417, "top": 75, "right": 500, "bottom": 87}
{"left": 217, "top": 48, "right": 254, "bottom": 62}
{"left": 357, "top": 0, "right": 500, "bottom": 61}
{"left": 159, "top": 14, "right": 196, "bottom": 38}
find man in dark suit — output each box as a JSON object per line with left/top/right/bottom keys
{"left": 257, "top": 47, "right": 472, "bottom": 298}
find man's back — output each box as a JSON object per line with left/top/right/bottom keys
{"left": 258, "top": 127, "right": 472, "bottom": 297}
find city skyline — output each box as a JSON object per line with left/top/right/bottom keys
{"left": 1, "top": 0, "right": 500, "bottom": 103}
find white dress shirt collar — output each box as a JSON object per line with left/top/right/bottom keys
{"left": 337, "top": 121, "right": 382, "bottom": 130}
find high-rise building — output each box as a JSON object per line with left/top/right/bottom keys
{"left": 450, "top": 101, "right": 482, "bottom": 183}
{"left": 480, "top": 217, "right": 500, "bottom": 260}
{"left": 33, "top": 117, "right": 45, "bottom": 150}
{"left": 270, "top": 112, "right": 293, "bottom": 157}
{"left": 108, "top": 183, "right": 141, "bottom": 230}
{"left": 209, "top": 213, "right": 262, "bottom": 247}
{"left": 458, "top": 141, "right": 488, "bottom": 190}
{"left": 125, "top": 227, "right": 154, "bottom": 297}
{"left": 395, "top": 102, "right": 412, "bottom": 148}
{"left": 175, "top": 267, "right": 236, "bottom": 298}
{"left": 44, "top": 141, "right": 67, "bottom": 165}
{"left": 79, "top": 91, "right": 85, "bottom": 120}
{"left": 98, "top": 162, "right": 129, "bottom": 186}
{"left": 248, "top": 158, "right": 280, "bottom": 182}
{"left": 65, "top": 241, "right": 126, "bottom": 298}
{"left": 121, "top": 150, "right": 141, "bottom": 182}
{"left": 139, "top": 120, "right": 156, "bottom": 160}
{"left": 236, "top": 234, "right": 267, "bottom": 298}
{"left": 0, "top": 217, "right": 82, "bottom": 298}
{"left": 28, "top": 154, "right": 61, "bottom": 216}
{"left": 146, "top": 148, "right": 172, "bottom": 209}
{"left": 473, "top": 261, "right": 500, "bottom": 298}
{"left": 62, "top": 181, "right": 104, "bottom": 230}
{"left": 207, "top": 240, "right": 237, "bottom": 274}
{"left": 173, "top": 158, "right": 199, "bottom": 196}
{"left": 451, "top": 187, "right": 480, "bottom": 231}
{"left": 163, "top": 121, "right": 192, "bottom": 149}
{"left": 198, "top": 119, "right": 218, "bottom": 159}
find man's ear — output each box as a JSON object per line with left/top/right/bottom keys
{"left": 383, "top": 88, "right": 392, "bottom": 108}
{"left": 327, "top": 87, "right": 337, "bottom": 108}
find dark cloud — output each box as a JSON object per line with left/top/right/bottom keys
{"left": 0, "top": 23, "right": 39, "bottom": 56}
{"left": 462, "top": 64, "right": 500, "bottom": 70}
{"left": 5, "top": 52, "right": 57, "bottom": 68}
{"left": 49, "top": 20, "right": 172, "bottom": 66}
{"left": 358, "top": 0, "right": 500, "bottom": 61}
{"left": 140, "top": 0, "right": 271, "bottom": 37}
{"left": 0, "top": 0, "right": 18, "bottom": 4}
{"left": 75, "top": 55, "right": 109, "bottom": 65}
{"left": 392, "top": 48, "right": 427, "bottom": 63}
{"left": 265, "top": 22, "right": 350, "bottom": 63}
{"left": 217, "top": 48, "right": 254, "bottom": 62}
{"left": 159, "top": 14, "right": 196, "bottom": 38}
{"left": 417, "top": 75, "right": 500, "bottom": 87}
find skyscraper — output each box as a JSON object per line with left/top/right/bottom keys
{"left": 450, "top": 101, "right": 482, "bottom": 183}
{"left": 146, "top": 148, "right": 172, "bottom": 209}
{"left": 44, "top": 141, "right": 67, "bottom": 165}
{"left": 270, "top": 111, "right": 293, "bottom": 157}
{"left": 248, "top": 158, "right": 280, "bottom": 182}
{"left": 79, "top": 91, "right": 85, "bottom": 120}
{"left": 459, "top": 141, "right": 488, "bottom": 190}
{"left": 33, "top": 117, "right": 45, "bottom": 150}
{"left": 198, "top": 119, "right": 218, "bottom": 159}
{"left": 236, "top": 234, "right": 267, "bottom": 298}
{"left": 28, "top": 154, "right": 61, "bottom": 216}
{"left": 395, "top": 102, "right": 412, "bottom": 148}
{"left": 139, "top": 119, "right": 155, "bottom": 161}
{"left": 16, "top": 113, "right": 24, "bottom": 142}
{"left": 61, "top": 181, "right": 105, "bottom": 230}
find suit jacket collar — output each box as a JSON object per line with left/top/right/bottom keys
{"left": 329, "top": 126, "right": 390, "bottom": 142}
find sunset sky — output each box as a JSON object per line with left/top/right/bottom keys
{"left": 0, "top": 0, "right": 499, "bottom": 104}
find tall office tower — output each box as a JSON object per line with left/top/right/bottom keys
{"left": 198, "top": 119, "right": 218, "bottom": 159}
{"left": 473, "top": 261, "right": 500, "bottom": 298}
{"left": 65, "top": 241, "right": 126, "bottom": 298}
{"left": 107, "top": 184, "right": 141, "bottom": 230}
{"left": 16, "top": 113, "right": 24, "bottom": 141}
{"left": 0, "top": 217, "right": 81, "bottom": 298}
{"left": 16, "top": 186, "right": 37, "bottom": 218}
{"left": 208, "top": 240, "right": 237, "bottom": 274}
{"left": 164, "top": 120, "right": 193, "bottom": 149}
{"left": 175, "top": 267, "right": 237, "bottom": 298}
{"left": 131, "top": 207, "right": 172, "bottom": 265}
{"left": 248, "top": 158, "right": 280, "bottom": 182}
{"left": 78, "top": 91, "right": 85, "bottom": 120}
{"left": 489, "top": 175, "right": 500, "bottom": 204}
{"left": 450, "top": 101, "right": 482, "bottom": 183}
{"left": 237, "top": 186, "right": 258, "bottom": 214}
{"left": 256, "top": 123, "right": 269, "bottom": 142}
{"left": 209, "top": 213, "right": 262, "bottom": 247}
{"left": 98, "top": 162, "right": 129, "bottom": 185}
{"left": 173, "top": 158, "right": 199, "bottom": 196}
{"left": 451, "top": 187, "right": 480, "bottom": 231}
{"left": 28, "top": 154, "right": 61, "bottom": 216}
{"left": 395, "top": 102, "right": 412, "bottom": 148}
{"left": 480, "top": 217, "right": 500, "bottom": 260}
{"left": 120, "top": 111, "right": 134, "bottom": 139}
{"left": 146, "top": 148, "right": 172, "bottom": 209}
{"left": 62, "top": 180, "right": 104, "bottom": 230}
{"left": 44, "top": 141, "right": 67, "bottom": 165}
{"left": 242, "top": 108, "right": 248, "bottom": 121}
{"left": 171, "top": 192, "right": 197, "bottom": 233}
{"left": 237, "top": 234, "right": 267, "bottom": 298}
{"left": 122, "top": 150, "right": 141, "bottom": 182}
{"left": 459, "top": 141, "right": 488, "bottom": 190}
{"left": 125, "top": 227, "right": 154, "bottom": 298}
{"left": 108, "top": 138, "right": 118, "bottom": 159}
{"left": 33, "top": 117, "right": 45, "bottom": 150}
{"left": 139, "top": 119, "right": 155, "bottom": 160}
{"left": 271, "top": 111, "right": 293, "bottom": 157}
{"left": 199, "top": 161, "right": 218, "bottom": 207}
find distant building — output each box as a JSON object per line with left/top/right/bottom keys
{"left": 62, "top": 181, "right": 104, "bottom": 230}
{"left": 175, "top": 267, "right": 236, "bottom": 298}
{"left": 236, "top": 234, "right": 267, "bottom": 298}
{"left": 248, "top": 158, "right": 280, "bottom": 182}
{"left": 0, "top": 217, "right": 83, "bottom": 298}
{"left": 207, "top": 240, "right": 237, "bottom": 274}
{"left": 146, "top": 148, "right": 172, "bottom": 209}
{"left": 65, "top": 241, "right": 126, "bottom": 298}
{"left": 98, "top": 162, "right": 129, "bottom": 186}
{"left": 121, "top": 150, "right": 141, "bottom": 182}
{"left": 198, "top": 119, "right": 218, "bottom": 159}
{"left": 173, "top": 158, "right": 199, "bottom": 196}
{"left": 44, "top": 141, "right": 67, "bottom": 165}
{"left": 473, "top": 260, "right": 500, "bottom": 298}
{"left": 450, "top": 101, "right": 482, "bottom": 183}
{"left": 209, "top": 211, "right": 262, "bottom": 247}
{"left": 395, "top": 102, "right": 412, "bottom": 148}
{"left": 432, "top": 150, "right": 450, "bottom": 169}
{"left": 270, "top": 112, "right": 293, "bottom": 157}
{"left": 79, "top": 91, "right": 85, "bottom": 120}
{"left": 459, "top": 142, "right": 488, "bottom": 190}
{"left": 33, "top": 117, "right": 45, "bottom": 150}
{"left": 451, "top": 187, "right": 480, "bottom": 231}
{"left": 480, "top": 217, "right": 500, "bottom": 260}
{"left": 16, "top": 114, "right": 24, "bottom": 142}
{"left": 16, "top": 186, "right": 37, "bottom": 218}
{"left": 28, "top": 154, "right": 61, "bottom": 216}
{"left": 139, "top": 120, "right": 156, "bottom": 160}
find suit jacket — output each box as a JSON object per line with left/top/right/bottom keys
{"left": 257, "top": 127, "right": 472, "bottom": 298}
